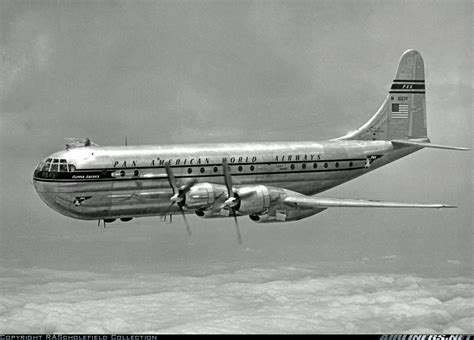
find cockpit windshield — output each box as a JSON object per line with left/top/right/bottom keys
{"left": 35, "top": 158, "right": 76, "bottom": 173}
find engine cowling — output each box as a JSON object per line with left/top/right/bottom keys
{"left": 184, "top": 183, "right": 225, "bottom": 210}
{"left": 235, "top": 185, "right": 271, "bottom": 215}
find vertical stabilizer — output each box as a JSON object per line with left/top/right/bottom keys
{"left": 338, "top": 50, "right": 427, "bottom": 141}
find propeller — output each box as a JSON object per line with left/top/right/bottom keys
{"left": 222, "top": 159, "right": 243, "bottom": 245}
{"left": 165, "top": 163, "right": 196, "bottom": 237}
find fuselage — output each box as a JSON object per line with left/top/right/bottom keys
{"left": 32, "top": 140, "right": 419, "bottom": 220}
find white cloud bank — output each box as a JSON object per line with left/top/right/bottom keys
{"left": 0, "top": 266, "right": 472, "bottom": 334}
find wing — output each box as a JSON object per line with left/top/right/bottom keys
{"left": 284, "top": 196, "right": 456, "bottom": 209}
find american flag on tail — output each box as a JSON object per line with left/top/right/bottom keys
{"left": 391, "top": 103, "right": 409, "bottom": 119}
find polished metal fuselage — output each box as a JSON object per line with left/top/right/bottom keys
{"left": 33, "top": 140, "right": 419, "bottom": 220}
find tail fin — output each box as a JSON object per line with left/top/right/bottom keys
{"left": 338, "top": 49, "right": 427, "bottom": 141}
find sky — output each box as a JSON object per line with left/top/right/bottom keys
{"left": 0, "top": 0, "right": 472, "bottom": 334}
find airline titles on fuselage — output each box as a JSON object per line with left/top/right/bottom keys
{"left": 112, "top": 154, "right": 323, "bottom": 168}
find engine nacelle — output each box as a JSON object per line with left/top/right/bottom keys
{"left": 184, "top": 183, "right": 226, "bottom": 210}
{"left": 236, "top": 185, "right": 271, "bottom": 215}
{"left": 249, "top": 207, "right": 326, "bottom": 223}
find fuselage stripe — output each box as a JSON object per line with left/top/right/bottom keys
{"left": 33, "top": 166, "right": 367, "bottom": 183}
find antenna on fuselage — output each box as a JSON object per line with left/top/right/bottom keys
{"left": 125, "top": 136, "right": 128, "bottom": 146}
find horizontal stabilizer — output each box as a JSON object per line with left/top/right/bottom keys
{"left": 284, "top": 196, "right": 456, "bottom": 209}
{"left": 391, "top": 139, "right": 470, "bottom": 151}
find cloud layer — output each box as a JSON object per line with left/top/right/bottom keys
{"left": 1, "top": 265, "right": 472, "bottom": 334}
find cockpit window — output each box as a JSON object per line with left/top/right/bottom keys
{"left": 42, "top": 161, "right": 51, "bottom": 171}
{"left": 50, "top": 159, "right": 59, "bottom": 172}
{"left": 35, "top": 158, "right": 76, "bottom": 175}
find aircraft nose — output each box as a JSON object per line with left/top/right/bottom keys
{"left": 33, "top": 178, "right": 82, "bottom": 219}
{"left": 33, "top": 179, "right": 56, "bottom": 208}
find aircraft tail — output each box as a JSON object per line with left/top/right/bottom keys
{"left": 338, "top": 49, "right": 427, "bottom": 141}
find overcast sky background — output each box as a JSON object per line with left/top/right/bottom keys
{"left": 1, "top": 0, "right": 472, "bottom": 333}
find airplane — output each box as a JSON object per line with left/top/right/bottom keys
{"left": 33, "top": 49, "right": 469, "bottom": 244}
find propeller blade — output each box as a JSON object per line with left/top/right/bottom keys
{"left": 222, "top": 159, "right": 241, "bottom": 244}
{"left": 165, "top": 163, "right": 178, "bottom": 196}
{"left": 231, "top": 207, "right": 242, "bottom": 245}
{"left": 180, "top": 178, "right": 198, "bottom": 193}
{"left": 222, "top": 159, "right": 234, "bottom": 198}
{"left": 164, "top": 163, "right": 195, "bottom": 237}
{"left": 166, "top": 201, "right": 176, "bottom": 213}
{"left": 179, "top": 204, "right": 192, "bottom": 237}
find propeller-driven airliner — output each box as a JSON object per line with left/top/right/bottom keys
{"left": 33, "top": 50, "right": 468, "bottom": 243}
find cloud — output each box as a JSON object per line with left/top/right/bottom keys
{"left": 0, "top": 265, "right": 472, "bottom": 333}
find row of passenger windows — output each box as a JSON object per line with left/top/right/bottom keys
{"left": 116, "top": 161, "right": 356, "bottom": 177}
{"left": 36, "top": 158, "right": 76, "bottom": 173}
{"left": 179, "top": 161, "right": 354, "bottom": 175}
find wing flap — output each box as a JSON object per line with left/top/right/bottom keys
{"left": 284, "top": 196, "right": 456, "bottom": 209}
